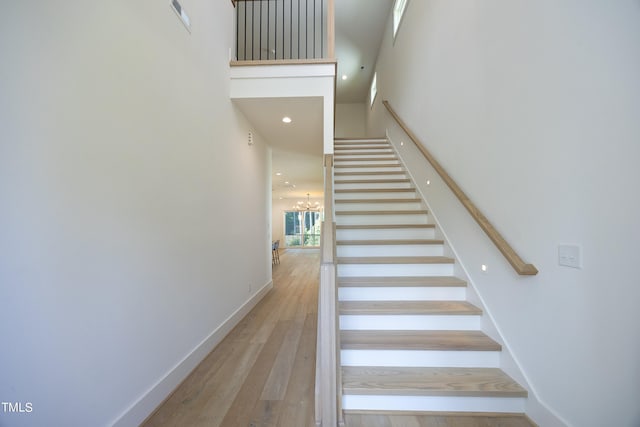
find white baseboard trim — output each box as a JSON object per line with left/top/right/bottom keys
{"left": 111, "top": 280, "right": 274, "bottom": 427}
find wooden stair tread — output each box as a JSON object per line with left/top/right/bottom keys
{"left": 336, "top": 224, "right": 435, "bottom": 229}
{"left": 336, "top": 239, "right": 444, "bottom": 246}
{"left": 335, "top": 198, "right": 421, "bottom": 203}
{"left": 335, "top": 164, "right": 401, "bottom": 168}
{"left": 339, "top": 300, "right": 481, "bottom": 315}
{"left": 334, "top": 148, "right": 391, "bottom": 152}
{"left": 342, "top": 367, "right": 527, "bottom": 397}
{"left": 336, "top": 210, "right": 428, "bottom": 215}
{"left": 335, "top": 172, "right": 407, "bottom": 177}
{"left": 342, "top": 412, "right": 535, "bottom": 427}
{"left": 337, "top": 256, "right": 453, "bottom": 265}
{"left": 334, "top": 151, "right": 394, "bottom": 155}
{"left": 338, "top": 276, "right": 467, "bottom": 287}
{"left": 334, "top": 139, "right": 389, "bottom": 145}
{"left": 336, "top": 188, "right": 415, "bottom": 193}
{"left": 341, "top": 330, "right": 501, "bottom": 351}
{"left": 334, "top": 157, "right": 398, "bottom": 162}
{"left": 335, "top": 179, "right": 410, "bottom": 184}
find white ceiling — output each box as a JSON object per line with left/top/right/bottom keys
{"left": 234, "top": 0, "right": 393, "bottom": 201}
{"left": 233, "top": 97, "right": 324, "bottom": 157}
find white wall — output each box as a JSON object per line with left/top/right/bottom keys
{"left": 0, "top": 1, "right": 272, "bottom": 426}
{"left": 335, "top": 103, "right": 366, "bottom": 137}
{"left": 368, "top": 1, "right": 640, "bottom": 426}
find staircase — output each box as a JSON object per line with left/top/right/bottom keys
{"left": 333, "top": 138, "right": 528, "bottom": 415}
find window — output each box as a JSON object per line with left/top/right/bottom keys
{"left": 284, "top": 211, "right": 321, "bottom": 247}
{"left": 393, "top": 0, "right": 409, "bottom": 39}
{"left": 370, "top": 72, "right": 377, "bottom": 107}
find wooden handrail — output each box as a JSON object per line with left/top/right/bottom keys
{"left": 383, "top": 100, "right": 538, "bottom": 276}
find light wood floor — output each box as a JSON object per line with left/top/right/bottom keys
{"left": 143, "top": 248, "right": 320, "bottom": 427}
{"left": 142, "top": 249, "right": 535, "bottom": 427}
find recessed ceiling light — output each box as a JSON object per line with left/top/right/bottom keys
{"left": 282, "top": 116, "right": 292, "bottom": 124}
{"left": 342, "top": 74, "right": 348, "bottom": 80}
{"left": 284, "top": 181, "right": 289, "bottom": 184}
{"left": 275, "top": 172, "right": 282, "bottom": 176}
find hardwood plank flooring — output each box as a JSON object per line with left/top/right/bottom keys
{"left": 142, "top": 249, "right": 320, "bottom": 427}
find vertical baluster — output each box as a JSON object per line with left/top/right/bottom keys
{"left": 275, "top": 0, "right": 277, "bottom": 59}
{"left": 297, "top": 0, "right": 300, "bottom": 59}
{"left": 267, "top": 0, "right": 270, "bottom": 59}
{"left": 305, "top": 0, "right": 308, "bottom": 58}
{"left": 260, "top": 0, "right": 263, "bottom": 60}
{"left": 290, "top": 0, "right": 293, "bottom": 59}
{"left": 321, "top": 0, "right": 324, "bottom": 58}
{"left": 244, "top": 1, "right": 247, "bottom": 60}
{"left": 236, "top": 1, "right": 239, "bottom": 60}
{"left": 251, "top": 1, "right": 254, "bottom": 60}
{"left": 282, "top": 0, "right": 285, "bottom": 59}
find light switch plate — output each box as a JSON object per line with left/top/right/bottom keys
{"left": 558, "top": 245, "right": 581, "bottom": 269}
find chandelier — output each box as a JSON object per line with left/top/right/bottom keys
{"left": 293, "top": 193, "right": 321, "bottom": 212}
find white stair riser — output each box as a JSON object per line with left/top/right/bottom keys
{"left": 335, "top": 191, "right": 416, "bottom": 200}
{"left": 342, "top": 395, "right": 526, "bottom": 413}
{"left": 336, "top": 215, "right": 429, "bottom": 226}
{"left": 335, "top": 182, "right": 413, "bottom": 190}
{"left": 334, "top": 202, "right": 423, "bottom": 211}
{"left": 338, "top": 263, "right": 454, "bottom": 277}
{"left": 337, "top": 228, "right": 436, "bottom": 240}
{"left": 341, "top": 350, "right": 500, "bottom": 368}
{"left": 340, "top": 315, "right": 481, "bottom": 330}
{"left": 338, "top": 286, "right": 465, "bottom": 301}
{"left": 336, "top": 245, "right": 443, "bottom": 258}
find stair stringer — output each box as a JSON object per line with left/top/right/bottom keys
{"left": 384, "top": 129, "right": 568, "bottom": 427}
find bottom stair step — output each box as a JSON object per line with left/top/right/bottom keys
{"left": 342, "top": 367, "right": 527, "bottom": 413}
{"left": 343, "top": 411, "right": 536, "bottom": 427}
{"left": 342, "top": 367, "right": 527, "bottom": 397}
